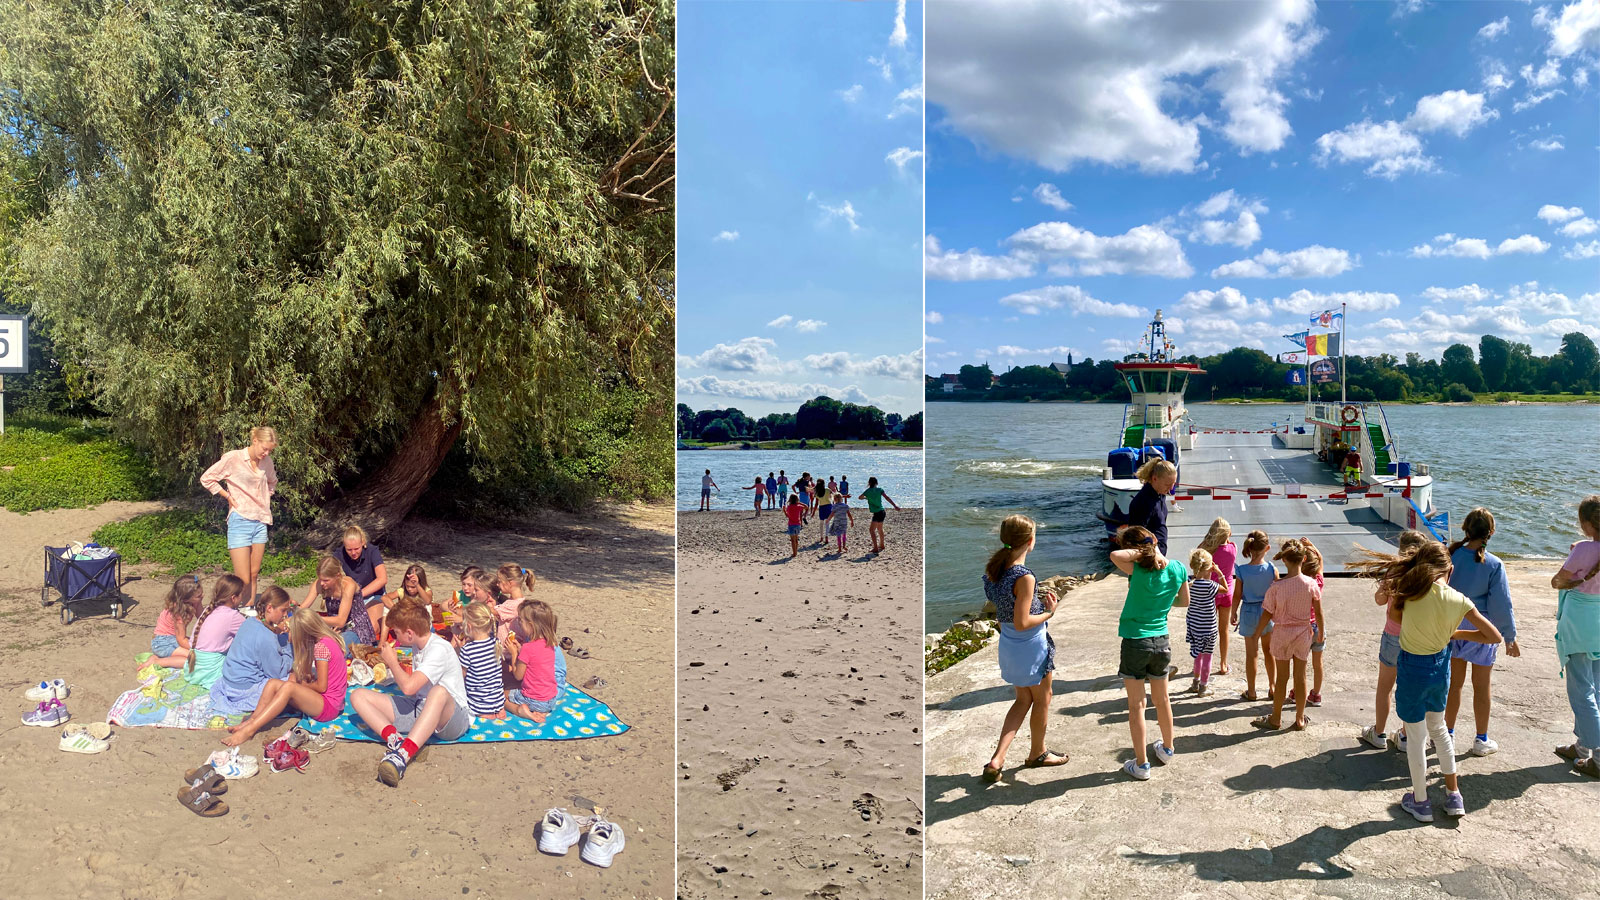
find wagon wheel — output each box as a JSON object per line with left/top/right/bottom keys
{"left": 61, "top": 605, "right": 72, "bottom": 625}
{"left": 40, "top": 585, "right": 51, "bottom": 608}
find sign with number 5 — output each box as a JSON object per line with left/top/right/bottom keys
{"left": 0, "top": 315, "right": 27, "bottom": 374}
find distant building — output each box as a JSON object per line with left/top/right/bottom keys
{"left": 1050, "top": 362, "right": 1071, "bottom": 375}
{"left": 939, "top": 373, "right": 964, "bottom": 393}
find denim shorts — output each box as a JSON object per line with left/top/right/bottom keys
{"left": 151, "top": 634, "right": 180, "bottom": 657}
{"left": 1378, "top": 631, "right": 1401, "bottom": 667}
{"left": 511, "top": 686, "right": 567, "bottom": 715}
{"left": 785, "top": 524, "right": 803, "bottom": 536}
{"left": 1310, "top": 622, "right": 1325, "bottom": 653}
{"left": 226, "top": 511, "right": 268, "bottom": 550}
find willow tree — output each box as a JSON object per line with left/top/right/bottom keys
{"left": 1, "top": 0, "right": 674, "bottom": 532}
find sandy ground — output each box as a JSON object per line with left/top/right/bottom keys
{"left": 0, "top": 500, "right": 673, "bottom": 900}
{"left": 926, "top": 561, "right": 1600, "bottom": 899}
{"left": 677, "top": 510, "right": 924, "bottom": 900}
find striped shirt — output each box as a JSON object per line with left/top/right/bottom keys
{"left": 1185, "top": 577, "right": 1219, "bottom": 654}
{"left": 456, "top": 637, "right": 504, "bottom": 717}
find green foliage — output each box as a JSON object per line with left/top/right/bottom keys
{"left": 2, "top": 0, "right": 674, "bottom": 520}
{"left": 682, "top": 398, "right": 903, "bottom": 442}
{"left": 91, "top": 510, "right": 317, "bottom": 585}
{"left": 926, "top": 621, "right": 992, "bottom": 675}
{"left": 901, "top": 412, "right": 923, "bottom": 442}
{"left": 1442, "top": 382, "right": 1475, "bottom": 403}
{"left": 0, "top": 415, "right": 162, "bottom": 511}
{"left": 958, "top": 363, "right": 993, "bottom": 391}
{"left": 700, "top": 419, "right": 735, "bottom": 444}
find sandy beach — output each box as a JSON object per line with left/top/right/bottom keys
{"left": 677, "top": 510, "right": 924, "bottom": 900}
{"left": 926, "top": 560, "right": 1600, "bottom": 899}
{"left": 0, "top": 501, "right": 673, "bottom": 900}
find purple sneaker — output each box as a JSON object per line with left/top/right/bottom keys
{"left": 1401, "top": 791, "right": 1433, "bottom": 823}
{"left": 22, "top": 698, "right": 70, "bottom": 727}
{"left": 1441, "top": 790, "right": 1466, "bottom": 817}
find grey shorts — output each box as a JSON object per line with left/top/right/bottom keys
{"left": 1310, "top": 622, "right": 1325, "bottom": 654}
{"left": 389, "top": 682, "right": 471, "bottom": 741}
{"left": 1119, "top": 636, "right": 1172, "bottom": 680}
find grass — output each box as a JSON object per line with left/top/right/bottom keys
{"left": 926, "top": 620, "right": 995, "bottom": 676}
{"left": 91, "top": 509, "right": 319, "bottom": 585}
{"left": 0, "top": 412, "right": 164, "bottom": 512}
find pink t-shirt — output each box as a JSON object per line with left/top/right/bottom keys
{"left": 1210, "top": 542, "right": 1238, "bottom": 599}
{"left": 192, "top": 606, "right": 246, "bottom": 653}
{"left": 1383, "top": 592, "right": 1403, "bottom": 636}
{"left": 1264, "top": 573, "right": 1319, "bottom": 640}
{"left": 1562, "top": 540, "right": 1600, "bottom": 594}
{"left": 497, "top": 595, "right": 527, "bottom": 639}
{"left": 154, "top": 609, "right": 181, "bottom": 637}
{"left": 517, "top": 638, "right": 558, "bottom": 702}
{"left": 311, "top": 637, "right": 348, "bottom": 719}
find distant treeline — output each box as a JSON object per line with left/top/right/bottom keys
{"left": 928, "top": 332, "right": 1600, "bottom": 404}
{"left": 679, "top": 396, "right": 924, "bottom": 442}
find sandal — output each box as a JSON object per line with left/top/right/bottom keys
{"left": 182, "top": 765, "right": 228, "bottom": 795}
{"left": 1239, "top": 691, "right": 1260, "bottom": 702}
{"left": 177, "top": 785, "right": 229, "bottom": 818}
{"left": 1292, "top": 715, "right": 1311, "bottom": 731}
{"left": 1025, "top": 750, "right": 1069, "bottom": 768}
{"left": 981, "top": 764, "right": 1001, "bottom": 783}
{"left": 1250, "top": 716, "right": 1280, "bottom": 730}
{"left": 1575, "top": 757, "right": 1600, "bottom": 778}
{"left": 1555, "top": 743, "right": 1585, "bottom": 761}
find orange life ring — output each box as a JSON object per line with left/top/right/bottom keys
{"left": 1340, "top": 405, "right": 1359, "bottom": 425}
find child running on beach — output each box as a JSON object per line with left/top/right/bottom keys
{"left": 1185, "top": 549, "right": 1220, "bottom": 696}
{"left": 145, "top": 575, "right": 204, "bottom": 670}
{"left": 1111, "top": 526, "right": 1190, "bottom": 781}
{"left": 1250, "top": 539, "right": 1321, "bottom": 732}
{"left": 815, "top": 483, "right": 833, "bottom": 546}
{"left": 187, "top": 575, "right": 248, "bottom": 688}
{"left": 1233, "top": 531, "right": 1277, "bottom": 701}
{"left": 766, "top": 473, "right": 778, "bottom": 510}
{"left": 505, "top": 601, "right": 567, "bottom": 724}
{"left": 784, "top": 493, "right": 806, "bottom": 558}
{"left": 829, "top": 492, "right": 854, "bottom": 553}
{"left": 352, "top": 599, "right": 472, "bottom": 786}
{"left": 980, "top": 515, "right": 1066, "bottom": 782}
{"left": 1198, "top": 519, "right": 1237, "bottom": 674}
{"left": 1352, "top": 542, "right": 1502, "bottom": 821}
{"left": 1445, "top": 508, "right": 1520, "bottom": 757}
{"left": 859, "top": 477, "right": 901, "bottom": 554}
{"left": 222, "top": 606, "right": 348, "bottom": 747}
{"left": 1360, "top": 530, "right": 1430, "bottom": 751}
{"left": 1551, "top": 495, "right": 1600, "bottom": 778}
{"left": 743, "top": 476, "right": 766, "bottom": 517}
{"left": 452, "top": 602, "right": 506, "bottom": 720}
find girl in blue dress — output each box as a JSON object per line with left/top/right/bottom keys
{"left": 980, "top": 515, "right": 1067, "bottom": 782}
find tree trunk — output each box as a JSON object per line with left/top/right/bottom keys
{"left": 317, "top": 389, "right": 464, "bottom": 544}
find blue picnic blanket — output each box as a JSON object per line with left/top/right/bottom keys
{"left": 297, "top": 684, "right": 629, "bottom": 743}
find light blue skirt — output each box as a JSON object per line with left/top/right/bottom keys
{"left": 1236, "top": 601, "right": 1273, "bottom": 636}
{"left": 997, "top": 622, "right": 1054, "bottom": 687}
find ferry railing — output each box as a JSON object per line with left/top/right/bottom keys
{"left": 1373, "top": 401, "right": 1399, "bottom": 463}
{"left": 1119, "top": 403, "right": 1133, "bottom": 442}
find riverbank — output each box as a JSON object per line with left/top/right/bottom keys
{"left": 677, "top": 510, "right": 923, "bottom": 900}
{"left": 925, "top": 559, "right": 1600, "bottom": 899}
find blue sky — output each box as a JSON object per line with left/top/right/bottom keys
{"left": 677, "top": 0, "right": 924, "bottom": 418}
{"left": 924, "top": 0, "right": 1600, "bottom": 375}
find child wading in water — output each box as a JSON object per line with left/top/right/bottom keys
{"left": 1185, "top": 549, "right": 1220, "bottom": 696}
{"left": 145, "top": 576, "right": 204, "bottom": 670}
{"left": 1445, "top": 508, "right": 1520, "bottom": 757}
{"left": 1198, "top": 518, "right": 1237, "bottom": 674}
{"left": 980, "top": 515, "right": 1066, "bottom": 782}
{"left": 1353, "top": 543, "right": 1502, "bottom": 821}
{"left": 1250, "top": 539, "right": 1321, "bottom": 731}
{"left": 829, "top": 492, "right": 854, "bottom": 553}
{"left": 1553, "top": 495, "right": 1600, "bottom": 778}
{"left": 1233, "top": 530, "right": 1277, "bottom": 701}
{"left": 784, "top": 493, "right": 806, "bottom": 558}
{"left": 1359, "top": 530, "right": 1430, "bottom": 750}
{"left": 1111, "top": 526, "right": 1190, "bottom": 781}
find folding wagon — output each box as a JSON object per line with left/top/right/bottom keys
{"left": 41, "top": 545, "right": 124, "bottom": 624}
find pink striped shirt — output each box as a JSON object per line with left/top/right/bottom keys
{"left": 200, "top": 449, "right": 278, "bottom": 525}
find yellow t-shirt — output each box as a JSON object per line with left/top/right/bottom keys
{"left": 1398, "top": 581, "right": 1476, "bottom": 655}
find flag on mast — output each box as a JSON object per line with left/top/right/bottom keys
{"left": 1310, "top": 309, "right": 1344, "bottom": 328}
{"left": 1304, "top": 333, "right": 1340, "bottom": 356}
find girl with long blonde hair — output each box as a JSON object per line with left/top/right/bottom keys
{"left": 222, "top": 607, "right": 348, "bottom": 747}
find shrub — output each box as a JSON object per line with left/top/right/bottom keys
{"left": 1442, "top": 383, "right": 1475, "bottom": 403}
{"left": 92, "top": 510, "right": 318, "bottom": 585}
{"left": 0, "top": 438, "right": 163, "bottom": 512}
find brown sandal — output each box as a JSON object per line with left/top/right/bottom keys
{"left": 1250, "top": 716, "right": 1279, "bottom": 730}
{"left": 1239, "top": 690, "right": 1260, "bottom": 702}
{"left": 177, "top": 785, "right": 229, "bottom": 817}
{"left": 1575, "top": 757, "right": 1600, "bottom": 778}
{"left": 181, "top": 765, "right": 227, "bottom": 795}
{"left": 981, "top": 764, "right": 1002, "bottom": 783}
{"left": 1555, "top": 743, "right": 1584, "bottom": 761}
{"left": 1025, "top": 750, "right": 1069, "bottom": 768}
{"left": 1292, "top": 715, "right": 1311, "bottom": 731}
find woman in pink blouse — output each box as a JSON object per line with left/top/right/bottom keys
{"left": 200, "top": 426, "right": 279, "bottom": 605}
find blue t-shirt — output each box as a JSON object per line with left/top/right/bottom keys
{"left": 840, "top": 479, "right": 850, "bottom": 495}
{"left": 339, "top": 544, "right": 385, "bottom": 599}
{"left": 1235, "top": 561, "right": 1277, "bottom": 605}
{"left": 1448, "top": 547, "right": 1516, "bottom": 644}
{"left": 766, "top": 477, "right": 777, "bottom": 493}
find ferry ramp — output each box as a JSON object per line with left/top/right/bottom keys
{"left": 1167, "top": 432, "right": 1401, "bottom": 572}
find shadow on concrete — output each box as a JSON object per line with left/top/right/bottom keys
{"left": 925, "top": 768, "right": 1126, "bottom": 826}
{"left": 930, "top": 676, "right": 1119, "bottom": 714}
{"left": 1126, "top": 816, "right": 1413, "bottom": 882}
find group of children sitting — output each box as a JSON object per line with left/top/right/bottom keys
{"left": 143, "top": 551, "right": 568, "bottom": 787}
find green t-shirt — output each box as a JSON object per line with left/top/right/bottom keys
{"left": 1119, "top": 558, "right": 1188, "bottom": 639}
{"left": 1398, "top": 581, "right": 1476, "bottom": 655}
{"left": 861, "top": 486, "right": 887, "bottom": 513}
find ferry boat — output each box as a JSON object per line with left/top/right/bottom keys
{"left": 1097, "top": 310, "right": 1447, "bottom": 572}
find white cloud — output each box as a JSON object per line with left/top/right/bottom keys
{"left": 1406, "top": 90, "right": 1498, "bottom": 137}
{"left": 767, "top": 315, "right": 794, "bottom": 328}
{"left": 1421, "top": 284, "right": 1494, "bottom": 304}
{"left": 1478, "top": 16, "right": 1510, "bottom": 40}
{"left": 925, "top": 311, "right": 944, "bottom": 324}
{"left": 804, "top": 349, "right": 923, "bottom": 380}
{"left": 1006, "top": 220, "right": 1194, "bottom": 277}
{"left": 1530, "top": 137, "right": 1566, "bottom": 151}
{"left": 924, "top": 235, "right": 1036, "bottom": 281}
{"left": 1513, "top": 88, "right": 1565, "bottom": 112}
{"left": 1567, "top": 240, "right": 1600, "bottom": 258}
{"left": 813, "top": 196, "right": 861, "bottom": 231}
{"left": 996, "top": 285, "right": 1145, "bottom": 317}
{"left": 1314, "top": 119, "right": 1435, "bottom": 178}
{"left": 1543, "top": 0, "right": 1600, "bottom": 57}
{"left": 890, "top": 0, "right": 908, "bottom": 48}
{"left": 794, "top": 319, "right": 826, "bottom": 333}
{"left": 1577, "top": 67, "right": 1592, "bottom": 87}
{"left": 888, "top": 83, "right": 923, "bottom": 119}
{"left": 1270, "top": 289, "right": 1401, "bottom": 315}
{"left": 1393, "top": 0, "right": 1426, "bottom": 18}
{"left": 1175, "top": 286, "right": 1272, "bottom": 318}
{"left": 839, "top": 84, "right": 864, "bottom": 104}
{"left": 1032, "top": 183, "right": 1073, "bottom": 211}
{"left": 1538, "top": 204, "right": 1585, "bottom": 223}
{"left": 868, "top": 54, "right": 891, "bottom": 81}
{"left": 1562, "top": 217, "right": 1599, "bottom": 237}
{"left": 678, "top": 375, "right": 876, "bottom": 406}
{"left": 1496, "top": 234, "right": 1551, "bottom": 255}
{"left": 926, "top": 335, "right": 944, "bottom": 344}
{"left": 713, "top": 230, "right": 740, "bottom": 242}
{"left": 1521, "top": 58, "right": 1565, "bottom": 89}
{"left": 926, "top": 0, "right": 1321, "bottom": 173}
{"left": 683, "top": 337, "right": 785, "bottom": 374}
{"left": 1191, "top": 210, "right": 1262, "bottom": 248}
{"left": 1211, "top": 245, "right": 1355, "bottom": 279}
{"left": 993, "top": 345, "right": 1082, "bottom": 360}
{"left": 1482, "top": 59, "right": 1514, "bottom": 95}
{"left": 885, "top": 146, "right": 923, "bottom": 170}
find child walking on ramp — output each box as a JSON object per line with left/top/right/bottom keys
{"left": 1185, "top": 549, "right": 1220, "bottom": 697}
{"left": 1110, "top": 526, "right": 1190, "bottom": 781}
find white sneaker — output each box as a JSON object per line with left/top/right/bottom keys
{"left": 538, "top": 808, "right": 591, "bottom": 855}
{"left": 205, "top": 747, "right": 259, "bottom": 779}
{"left": 25, "top": 679, "right": 70, "bottom": 703}
{"left": 1359, "top": 726, "right": 1387, "bottom": 750}
{"left": 580, "top": 818, "right": 626, "bottom": 867}
{"left": 1149, "top": 741, "right": 1175, "bottom": 765}
{"left": 1122, "top": 758, "right": 1152, "bottom": 781}
{"left": 1469, "top": 736, "right": 1498, "bottom": 757}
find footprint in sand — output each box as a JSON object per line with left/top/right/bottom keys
{"left": 717, "top": 758, "right": 760, "bottom": 791}
{"left": 852, "top": 792, "right": 885, "bottom": 823}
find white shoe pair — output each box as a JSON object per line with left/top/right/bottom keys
{"left": 538, "top": 808, "right": 626, "bottom": 867}
{"left": 25, "top": 679, "right": 71, "bottom": 702}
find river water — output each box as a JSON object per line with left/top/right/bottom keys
{"left": 677, "top": 448, "right": 924, "bottom": 510}
{"left": 926, "top": 401, "right": 1600, "bottom": 629}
